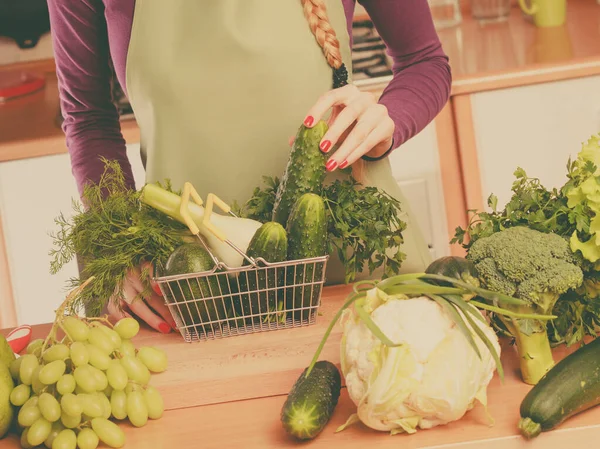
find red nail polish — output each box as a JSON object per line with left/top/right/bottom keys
{"left": 320, "top": 140, "right": 332, "bottom": 152}
{"left": 304, "top": 116, "right": 314, "bottom": 127}
{"left": 326, "top": 160, "right": 338, "bottom": 171}
{"left": 158, "top": 323, "right": 171, "bottom": 334}
{"left": 339, "top": 160, "right": 348, "bottom": 169}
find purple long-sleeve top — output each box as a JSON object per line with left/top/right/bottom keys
{"left": 48, "top": 0, "right": 452, "bottom": 196}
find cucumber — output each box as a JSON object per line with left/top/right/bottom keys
{"left": 272, "top": 121, "right": 328, "bottom": 226}
{"left": 236, "top": 222, "right": 288, "bottom": 325}
{"left": 285, "top": 193, "right": 328, "bottom": 322}
{"left": 519, "top": 337, "right": 600, "bottom": 439}
{"left": 163, "top": 242, "right": 230, "bottom": 334}
{"left": 281, "top": 361, "right": 341, "bottom": 440}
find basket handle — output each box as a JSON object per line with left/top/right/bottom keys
{"left": 202, "top": 193, "right": 231, "bottom": 242}
{"left": 179, "top": 182, "right": 204, "bottom": 236}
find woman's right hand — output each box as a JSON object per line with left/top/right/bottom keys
{"left": 107, "top": 261, "right": 176, "bottom": 334}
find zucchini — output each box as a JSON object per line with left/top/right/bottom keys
{"left": 519, "top": 337, "right": 600, "bottom": 439}
{"left": 281, "top": 360, "right": 341, "bottom": 440}
{"left": 163, "top": 242, "right": 230, "bottom": 334}
{"left": 426, "top": 256, "right": 480, "bottom": 299}
{"left": 237, "top": 222, "right": 288, "bottom": 325}
{"left": 285, "top": 193, "right": 328, "bottom": 321}
{"left": 272, "top": 121, "right": 328, "bottom": 226}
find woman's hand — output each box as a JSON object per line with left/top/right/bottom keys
{"left": 300, "top": 84, "right": 395, "bottom": 170}
{"left": 106, "top": 261, "right": 176, "bottom": 334}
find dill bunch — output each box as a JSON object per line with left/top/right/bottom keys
{"left": 49, "top": 160, "right": 190, "bottom": 316}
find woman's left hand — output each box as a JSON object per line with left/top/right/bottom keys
{"left": 299, "top": 84, "right": 395, "bottom": 171}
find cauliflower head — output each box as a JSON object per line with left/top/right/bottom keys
{"left": 340, "top": 289, "right": 500, "bottom": 434}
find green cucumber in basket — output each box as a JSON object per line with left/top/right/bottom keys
{"left": 281, "top": 360, "right": 341, "bottom": 440}
{"left": 519, "top": 337, "right": 600, "bottom": 439}
{"left": 162, "top": 241, "right": 231, "bottom": 334}
{"left": 236, "top": 222, "right": 288, "bottom": 326}
{"left": 285, "top": 193, "right": 328, "bottom": 322}
{"left": 272, "top": 121, "right": 328, "bottom": 226}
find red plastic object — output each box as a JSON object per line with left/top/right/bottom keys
{"left": 6, "top": 325, "right": 32, "bottom": 354}
{"left": 0, "top": 71, "right": 45, "bottom": 101}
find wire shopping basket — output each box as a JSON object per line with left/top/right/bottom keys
{"left": 153, "top": 183, "right": 329, "bottom": 342}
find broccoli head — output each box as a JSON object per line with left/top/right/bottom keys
{"left": 467, "top": 226, "right": 583, "bottom": 313}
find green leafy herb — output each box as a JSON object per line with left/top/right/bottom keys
{"left": 452, "top": 134, "right": 600, "bottom": 347}
{"left": 49, "top": 160, "right": 190, "bottom": 317}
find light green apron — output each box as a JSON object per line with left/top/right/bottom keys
{"left": 125, "top": 0, "right": 432, "bottom": 284}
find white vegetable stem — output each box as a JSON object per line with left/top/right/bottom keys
{"left": 141, "top": 184, "right": 261, "bottom": 268}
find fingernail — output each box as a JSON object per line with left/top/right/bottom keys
{"left": 320, "top": 140, "right": 332, "bottom": 153}
{"left": 339, "top": 160, "right": 348, "bottom": 169}
{"left": 304, "top": 116, "right": 314, "bottom": 127}
{"left": 158, "top": 323, "right": 171, "bottom": 334}
{"left": 326, "top": 160, "right": 338, "bottom": 171}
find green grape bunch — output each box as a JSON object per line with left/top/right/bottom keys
{"left": 7, "top": 279, "right": 169, "bottom": 449}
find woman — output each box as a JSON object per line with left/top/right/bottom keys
{"left": 48, "top": 0, "right": 451, "bottom": 333}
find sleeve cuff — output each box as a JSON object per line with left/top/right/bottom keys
{"left": 361, "top": 138, "right": 395, "bottom": 162}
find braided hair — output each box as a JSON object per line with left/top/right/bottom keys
{"left": 300, "top": 0, "right": 349, "bottom": 89}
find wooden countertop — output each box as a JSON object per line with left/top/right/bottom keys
{"left": 2, "top": 285, "right": 600, "bottom": 448}
{"left": 1, "top": 0, "right": 600, "bottom": 163}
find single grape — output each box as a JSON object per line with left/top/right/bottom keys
{"left": 22, "top": 395, "right": 39, "bottom": 410}
{"left": 18, "top": 403, "right": 42, "bottom": 427}
{"left": 39, "top": 392, "right": 62, "bottom": 422}
{"left": 78, "top": 394, "right": 104, "bottom": 419}
{"left": 113, "top": 318, "right": 140, "bottom": 340}
{"left": 106, "top": 360, "right": 128, "bottom": 391}
{"left": 126, "top": 390, "right": 148, "bottom": 427}
{"left": 88, "top": 327, "right": 116, "bottom": 354}
{"left": 62, "top": 316, "right": 90, "bottom": 342}
{"left": 96, "top": 325, "right": 122, "bottom": 350}
{"left": 77, "top": 427, "right": 100, "bottom": 449}
{"left": 10, "top": 383, "right": 31, "bottom": 407}
{"left": 44, "top": 421, "right": 65, "bottom": 449}
{"left": 20, "top": 428, "right": 34, "bottom": 449}
{"left": 91, "top": 418, "right": 126, "bottom": 449}
{"left": 118, "top": 340, "right": 136, "bottom": 358}
{"left": 19, "top": 354, "right": 40, "bottom": 386}
{"left": 27, "top": 417, "right": 52, "bottom": 446}
{"left": 120, "top": 356, "right": 150, "bottom": 385}
{"left": 110, "top": 390, "right": 127, "bottom": 420}
{"left": 73, "top": 366, "right": 96, "bottom": 393}
{"left": 26, "top": 339, "right": 44, "bottom": 356}
{"left": 74, "top": 384, "right": 87, "bottom": 395}
{"left": 88, "top": 365, "right": 108, "bottom": 391}
{"left": 86, "top": 344, "right": 111, "bottom": 371}
{"left": 60, "top": 393, "right": 82, "bottom": 417}
{"left": 69, "top": 342, "right": 89, "bottom": 367}
{"left": 9, "top": 356, "right": 23, "bottom": 381}
{"left": 56, "top": 374, "right": 76, "bottom": 396}
{"left": 137, "top": 347, "right": 168, "bottom": 373}
{"left": 95, "top": 392, "right": 112, "bottom": 419}
{"left": 144, "top": 386, "right": 164, "bottom": 420}
{"left": 124, "top": 383, "right": 136, "bottom": 395}
{"left": 31, "top": 366, "right": 45, "bottom": 394}
{"left": 52, "top": 428, "right": 77, "bottom": 449}
{"left": 60, "top": 411, "right": 82, "bottom": 429}
{"left": 42, "top": 344, "right": 70, "bottom": 363}
{"left": 39, "top": 360, "right": 67, "bottom": 385}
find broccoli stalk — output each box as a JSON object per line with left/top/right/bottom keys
{"left": 467, "top": 227, "right": 584, "bottom": 385}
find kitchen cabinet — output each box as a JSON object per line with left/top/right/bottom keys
{"left": 388, "top": 121, "right": 452, "bottom": 260}
{"left": 457, "top": 74, "right": 600, "bottom": 212}
{"left": 0, "top": 142, "right": 144, "bottom": 326}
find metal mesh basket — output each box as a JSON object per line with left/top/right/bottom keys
{"left": 154, "top": 183, "right": 329, "bottom": 342}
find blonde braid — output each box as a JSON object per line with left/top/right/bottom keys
{"left": 301, "top": 0, "right": 343, "bottom": 70}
